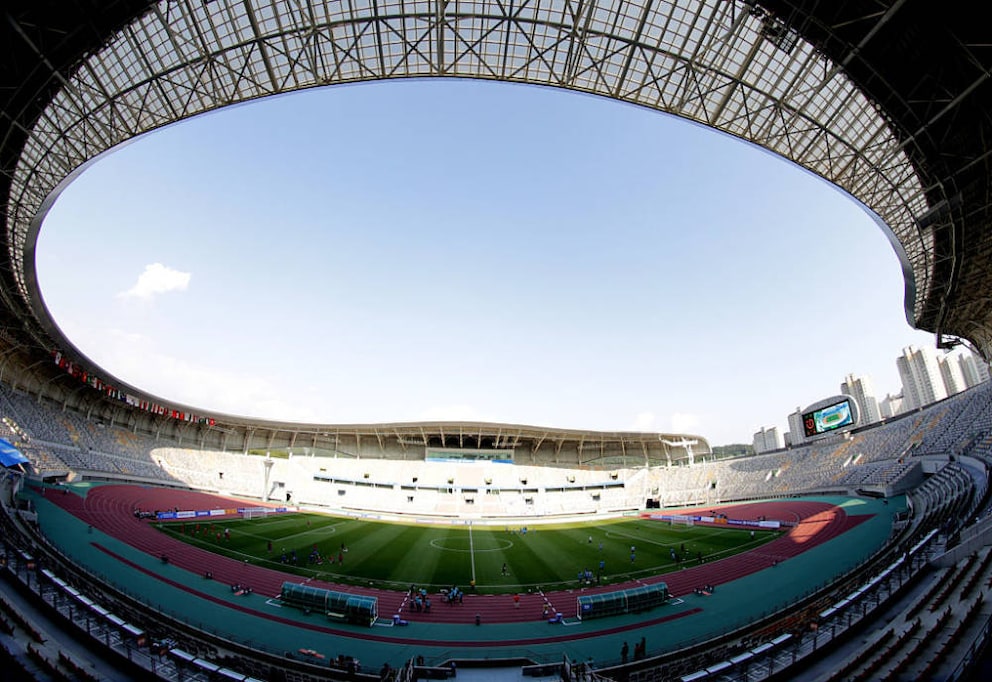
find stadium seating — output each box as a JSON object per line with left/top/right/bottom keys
{"left": 4, "top": 378, "right": 992, "bottom": 681}
{"left": 4, "top": 378, "right": 992, "bottom": 521}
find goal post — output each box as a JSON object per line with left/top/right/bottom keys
{"left": 242, "top": 507, "right": 269, "bottom": 520}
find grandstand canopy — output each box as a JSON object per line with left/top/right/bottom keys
{"left": 1, "top": 0, "right": 991, "bottom": 437}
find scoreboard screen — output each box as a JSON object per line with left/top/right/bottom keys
{"left": 802, "top": 398, "right": 855, "bottom": 438}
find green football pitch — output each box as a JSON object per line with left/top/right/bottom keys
{"left": 156, "top": 513, "right": 779, "bottom": 593}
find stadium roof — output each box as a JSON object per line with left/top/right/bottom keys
{"left": 252, "top": 421, "right": 709, "bottom": 462}
{"left": 1, "top": 0, "right": 991, "bottom": 435}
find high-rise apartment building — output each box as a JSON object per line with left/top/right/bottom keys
{"left": 753, "top": 426, "right": 784, "bottom": 454}
{"left": 879, "top": 393, "right": 904, "bottom": 419}
{"left": 897, "top": 346, "right": 948, "bottom": 410}
{"left": 958, "top": 350, "right": 991, "bottom": 388}
{"left": 840, "top": 373, "right": 881, "bottom": 425}
{"left": 787, "top": 408, "right": 805, "bottom": 447}
{"left": 939, "top": 354, "right": 967, "bottom": 396}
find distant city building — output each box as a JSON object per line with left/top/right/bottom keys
{"left": 752, "top": 427, "right": 784, "bottom": 454}
{"left": 840, "top": 373, "right": 881, "bottom": 425}
{"left": 897, "top": 345, "right": 948, "bottom": 410}
{"left": 879, "top": 392, "right": 905, "bottom": 419}
{"left": 958, "top": 350, "right": 991, "bottom": 388}
{"left": 938, "top": 354, "right": 967, "bottom": 396}
{"left": 787, "top": 408, "right": 805, "bottom": 447}
{"left": 774, "top": 345, "right": 988, "bottom": 447}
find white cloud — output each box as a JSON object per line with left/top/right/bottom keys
{"left": 671, "top": 412, "right": 702, "bottom": 434}
{"left": 119, "top": 263, "right": 191, "bottom": 299}
{"left": 629, "top": 411, "right": 704, "bottom": 435}
{"left": 61, "top": 327, "right": 305, "bottom": 421}
{"left": 53, "top": 326, "right": 493, "bottom": 426}
{"left": 631, "top": 411, "right": 657, "bottom": 431}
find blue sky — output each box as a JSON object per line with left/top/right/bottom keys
{"left": 36, "top": 79, "right": 940, "bottom": 444}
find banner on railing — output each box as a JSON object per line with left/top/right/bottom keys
{"left": 645, "top": 513, "right": 781, "bottom": 529}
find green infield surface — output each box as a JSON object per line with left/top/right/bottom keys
{"left": 155, "top": 513, "right": 779, "bottom": 592}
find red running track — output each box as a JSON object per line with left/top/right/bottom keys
{"left": 38, "top": 484, "right": 870, "bottom": 627}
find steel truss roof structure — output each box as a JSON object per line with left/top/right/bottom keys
{"left": 1, "top": 0, "right": 990, "bottom": 439}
